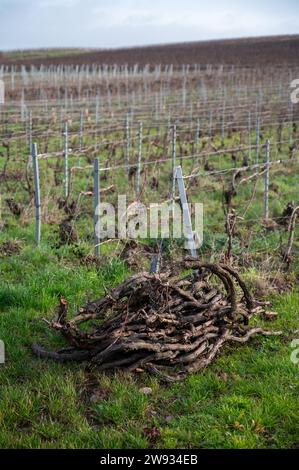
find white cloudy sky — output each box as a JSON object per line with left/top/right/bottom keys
{"left": 0, "top": 0, "right": 298, "bottom": 50}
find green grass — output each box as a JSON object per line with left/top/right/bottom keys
{"left": 0, "top": 121, "right": 298, "bottom": 448}
{"left": 0, "top": 243, "right": 298, "bottom": 449}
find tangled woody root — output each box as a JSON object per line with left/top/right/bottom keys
{"left": 32, "top": 258, "right": 281, "bottom": 382}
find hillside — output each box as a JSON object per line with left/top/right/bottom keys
{"left": 1, "top": 35, "right": 299, "bottom": 67}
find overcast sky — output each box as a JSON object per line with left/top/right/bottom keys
{"left": 0, "top": 0, "right": 298, "bottom": 50}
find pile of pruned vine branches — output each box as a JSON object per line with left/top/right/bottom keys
{"left": 32, "top": 259, "right": 281, "bottom": 381}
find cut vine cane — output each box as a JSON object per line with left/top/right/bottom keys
{"left": 32, "top": 260, "right": 281, "bottom": 381}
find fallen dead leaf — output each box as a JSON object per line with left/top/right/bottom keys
{"left": 251, "top": 420, "right": 266, "bottom": 434}
{"left": 232, "top": 421, "right": 245, "bottom": 431}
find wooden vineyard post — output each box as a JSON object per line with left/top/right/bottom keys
{"left": 94, "top": 158, "right": 100, "bottom": 257}
{"left": 175, "top": 166, "right": 197, "bottom": 258}
{"left": 264, "top": 139, "right": 270, "bottom": 220}
{"left": 32, "top": 143, "right": 41, "bottom": 246}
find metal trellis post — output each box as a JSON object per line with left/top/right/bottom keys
{"left": 64, "top": 121, "right": 69, "bottom": 198}
{"left": 172, "top": 124, "right": 177, "bottom": 200}
{"left": 136, "top": 121, "right": 142, "bottom": 197}
{"left": 175, "top": 166, "right": 197, "bottom": 258}
{"left": 32, "top": 143, "right": 41, "bottom": 246}
{"left": 264, "top": 139, "right": 270, "bottom": 220}
{"left": 94, "top": 158, "right": 100, "bottom": 256}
